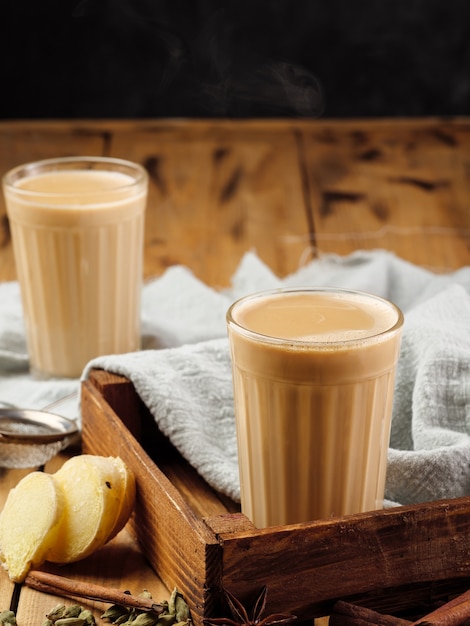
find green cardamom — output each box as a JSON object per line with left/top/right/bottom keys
{"left": 78, "top": 610, "right": 95, "bottom": 625}
{"left": 101, "top": 605, "right": 129, "bottom": 623}
{"left": 64, "top": 606, "right": 83, "bottom": 619}
{"left": 54, "top": 618, "right": 86, "bottom": 626}
{"left": 174, "top": 595, "right": 189, "bottom": 623}
{"left": 0, "top": 610, "right": 16, "bottom": 625}
{"left": 127, "top": 613, "right": 158, "bottom": 626}
{"left": 155, "top": 614, "right": 176, "bottom": 626}
{"left": 46, "top": 605, "right": 67, "bottom": 621}
{"left": 114, "top": 614, "right": 133, "bottom": 625}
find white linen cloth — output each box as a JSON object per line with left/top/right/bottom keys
{"left": 2, "top": 249, "right": 470, "bottom": 507}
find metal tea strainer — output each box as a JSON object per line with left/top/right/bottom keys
{"left": 0, "top": 394, "right": 79, "bottom": 468}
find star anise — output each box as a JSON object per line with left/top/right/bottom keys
{"left": 203, "top": 586, "right": 297, "bottom": 626}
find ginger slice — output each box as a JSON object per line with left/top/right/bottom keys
{"left": 0, "top": 471, "right": 65, "bottom": 582}
{"left": 47, "top": 455, "right": 126, "bottom": 564}
{"left": 106, "top": 456, "right": 136, "bottom": 542}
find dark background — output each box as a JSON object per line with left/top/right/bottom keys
{"left": 2, "top": 0, "right": 470, "bottom": 119}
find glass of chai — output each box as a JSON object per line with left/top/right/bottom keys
{"left": 227, "top": 287, "right": 404, "bottom": 528}
{"left": 3, "top": 156, "right": 148, "bottom": 379}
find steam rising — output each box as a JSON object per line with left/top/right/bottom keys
{"left": 72, "top": 0, "right": 324, "bottom": 117}
{"left": 2, "top": 0, "right": 470, "bottom": 118}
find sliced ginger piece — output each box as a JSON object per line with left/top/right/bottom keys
{"left": 0, "top": 471, "right": 65, "bottom": 582}
{"left": 106, "top": 456, "right": 136, "bottom": 542}
{"left": 47, "top": 455, "right": 128, "bottom": 564}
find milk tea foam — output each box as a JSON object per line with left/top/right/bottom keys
{"left": 4, "top": 162, "right": 147, "bottom": 378}
{"left": 227, "top": 289, "right": 403, "bottom": 528}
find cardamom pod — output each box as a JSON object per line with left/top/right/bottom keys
{"left": 78, "top": 610, "right": 95, "bottom": 625}
{"left": 64, "top": 606, "right": 83, "bottom": 619}
{"left": 165, "top": 588, "right": 189, "bottom": 624}
{"left": 167, "top": 589, "right": 177, "bottom": 616}
{"left": 54, "top": 618, "right": 86, "bottom": 626}
{"left": 114, "top": 614, "right": 133, "bottom": 625}
{"left": 174, "top": 595, "right": 189, "bottom": 623}
{"left": 156, "top": 614, "right": 176, "bottom": 626}
{"left": 127, "top": 613, "right": 158, "bottom": 626}
{"left": 46, "top": 605, "right": 67, "bottom": 621}
{"left": 0, "top": 610, "right": 16, "bottom": 625}
{"left": 101, "top": 605, "right": 130, "bottom": 623}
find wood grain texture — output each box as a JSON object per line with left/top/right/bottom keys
{"left": 301, "top": 119, "right": 470, "bottom": 272}
{"left": 109, "top": 121, "right": 311, "bottom": 285}
{"left": 217, "top": 498, "right": 470, "bottom": 616}
{"left": 2, "top": 118, "right": 470, "bottom": 285}
{"left": 82, "top": 370, "right": 470, "bottom": 624}
{"left": 16, "top": 530, "right": 170, "bottom": 626}
{"left": 3, "top": 117, "right": 470, "bottom": 623}
{"left": 81, "top": 373, "right": 223, "bottom": 620}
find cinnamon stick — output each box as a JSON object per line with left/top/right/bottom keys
{"left": 25, "top": 570, "right": 470, "bottom": 626}
{"left": 330, "top": 587, "right": 470, "bottom": 626}
{"left": 25, "top": 570, "right": 165, "bottom": 614}
{"left": 329, "top": 601, "right": 411, "bottom": 626}
{"left": 412, "top": 587, "right": 470, "bottom": 625}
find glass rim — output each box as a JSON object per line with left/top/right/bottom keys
{"left": 2, "top": 156, "right": 148, "bottom": 198}
{"left": 226, "top": 286, "right": 404, "bottom": 348}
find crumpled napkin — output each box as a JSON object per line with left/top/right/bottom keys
{"left": 4, "top": 249, "right": 470, "bottom": 506}
{"left": 82, "top": 249, "right": 470, "bottom": 507}
{"left": 386, "top": 283, "right": 470, "bottom": 504}
{"left": 86, "top": 338, "right": 239, "bottom": 500}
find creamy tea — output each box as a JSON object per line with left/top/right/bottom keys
{"left": 227, "top": 289, "right": 403, "bottom": 528}
{"left": 3, "top": 159, "right": 147, "bottom": 379}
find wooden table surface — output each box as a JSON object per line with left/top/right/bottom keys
{"left": 1, "top": 117, "right": 470, "bottom": 624}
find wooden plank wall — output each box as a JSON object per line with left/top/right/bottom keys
{"left": 1, "top": 118, "right": 470, "bottom": 287}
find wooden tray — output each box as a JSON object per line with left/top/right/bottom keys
{"left": 81, "top": 369, "right": 470, "bottom": 625}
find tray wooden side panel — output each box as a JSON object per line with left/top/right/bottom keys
{"left": 81, "top": 375, "right": 223, "bottom": 621}
{"left": 83, "top": 369, "right": 145, "bottom": 440}
{"left": 205, "top": 497, "right": 470, "bottom": 618}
